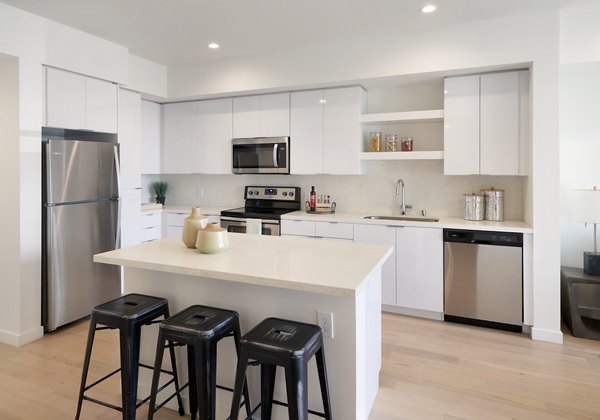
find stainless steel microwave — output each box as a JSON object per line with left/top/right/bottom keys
{"left": 232, "top": 137, "right": 290, "bottom": 174}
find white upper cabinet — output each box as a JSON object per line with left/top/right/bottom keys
{"left": 444, "top": 70, "right": 529, "bottom": 176}
{"left": 291, "top": 90, "right": 325, "bottom": 174}
{"left": 45, "top": 67, "right": 117, "bottom": 133}
{"left": 86, "top": 77, "right": 118, "bottom": 133}
{"left": 480, "top": 72, "right": 520, "bottom": 175}
{"left": 260, "top": 93, "right": 290, "bottom": 137}
{"left": 232, "top": 96, "right": 260, "bottom": 138}
{"left": 323, "top": 87, "right": 365, "bottom": 174}
{"left": 141, "top": 100, "right": 161, "bottom": 174}
{"left": 162, "top": 102, "right": 198, "bottom": 174}
{"left": 443, "top": 75, "right": 480, "bottom": 175}
{"left": 198, "top": 98, "right": 233, "bottom": 174}
{"left": 291, "top": 87, "right": 364, "bottom": 175}
{"left": 232, "top": 93, "right": 290, "bottom": 138}
{"left": 118, "top": 89, "right": 142, "bottom": 189}
{"left": 162, "top": 99, "right": 232, "bottom": 174}
{"left": 45, "top": 67, "right": 86, "bottom": 130}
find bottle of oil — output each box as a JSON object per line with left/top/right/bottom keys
{"left": 309, "top": 186, "right": 316, "bottom": 211}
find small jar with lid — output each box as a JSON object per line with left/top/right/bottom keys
{"left": 369, "top": 132, "right": 382, "bottom": 152}
{"left": 385, "top": 134, "right": 398, "bottom": 151}
{"left": 401, "top": 136, "right": 414, "bottom": 151}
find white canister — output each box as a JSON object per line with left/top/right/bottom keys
{"left": 482, "top": 187, "right": 505, "bottom": 222}
{"left": 463, "top": 193, "right": 485, "bottom": 221}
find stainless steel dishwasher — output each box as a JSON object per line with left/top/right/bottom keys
{"left": 444, "top": 229, "right": 523, "bottom": 332}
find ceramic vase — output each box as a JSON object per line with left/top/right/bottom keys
{"left": 195, "top": 223, "right": 229, "bottom": 254}
{"left": 182, "top": 207, "right": 208, "bottom": 248}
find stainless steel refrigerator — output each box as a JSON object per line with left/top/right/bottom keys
{"left": 42, "top": 139, "right": 122, "bottom": 331}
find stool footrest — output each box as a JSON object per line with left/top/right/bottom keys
{"left": 83, "top": 367, "right": 121, "bottom": 392}
{"left": 82, "top": 395, "right": 123, "bottom": 412}
{"left": 150, "top": 381, "right": 190, "bottom": 413}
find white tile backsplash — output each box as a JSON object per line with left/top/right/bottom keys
{"left": 143, "top": 160, "right": 524, "bottom": 220}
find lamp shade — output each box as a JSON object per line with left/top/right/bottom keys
{"left": 568, "top": 189, "right": 600, "bottom": 223}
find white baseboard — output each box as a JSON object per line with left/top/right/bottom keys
{"left": 382, "top": 305, "right": 443, "bottom": 321}
{"left": 531, "top": 327, "right": 563, "bottom": 344}
{"left": 0, "top": 326, "right": 44, "bottom": 347}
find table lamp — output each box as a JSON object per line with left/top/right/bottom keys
{"left": 569, "top": 187, "right": 600, "bottom": 275}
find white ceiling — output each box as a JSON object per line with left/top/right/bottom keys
{"left": 1, "top": 0, "right": 581, "bottom": 67}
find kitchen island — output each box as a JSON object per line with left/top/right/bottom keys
{"left": 94, "top": 233, "right": 392, "bottom": 419}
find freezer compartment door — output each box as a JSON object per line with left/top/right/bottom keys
{"left": 44, "top": 200, "right": 121, "bottom": 331}
{"left": 45, "top": 139, "right": 119, "bottom": 203}
{"left": 444, "top": 242, "right": 522, "bottom": 326}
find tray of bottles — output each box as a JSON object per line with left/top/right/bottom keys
{"left": 305, "top": 201, "right": 336, "bottom": 214}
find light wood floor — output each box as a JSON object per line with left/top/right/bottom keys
{"left": 0, "top": 313, "right": 599, "bottom": 419}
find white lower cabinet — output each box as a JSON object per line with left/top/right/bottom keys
{"left": 354, "top": 224, "right": 397, "bottom": 306}
{"left": 354, "top": 223, "right": 443, "bottom": 316}
{"left": 140, "top": 210, "right": 162, "bottom": 243}
{"left": 281, "top": 219, "right": 353, "bottom": 241}
{"left": 281, "top": 219, "right": 316, "bottom": 237}
{"left": 395, "top": 227, "right": 443, "bottom": 314}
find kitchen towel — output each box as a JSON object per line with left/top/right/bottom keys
{"left": 246, "top": 218, "right": 262, "bottom": 235}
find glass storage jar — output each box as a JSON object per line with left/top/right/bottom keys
{"left": 401, "top": 136, "right": 414, "bottom": 151}
{"left": 369, "top": 132, "right": 382, "bottom": 152}
{"left": 385, "top": 134, "right": 397, "bottom": 151}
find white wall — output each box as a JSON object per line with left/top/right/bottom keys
{"left": 0, "top": 1, "right": 139, "bottom": 346}
{"left": 559, "top": 2, "right": 600, "bottom": 271}
{"left": 126, "top": 54, "right": 168, "bottom": 99}
{"left": 0, "top": 54, "right": 21, "bottom": 341}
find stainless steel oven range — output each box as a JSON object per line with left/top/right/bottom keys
{"left": 220, "top": 186, "right": 301, "bottom": 236}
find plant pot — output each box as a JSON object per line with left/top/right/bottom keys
{"left": 156, "top": 196, "right": 166, "bottom": 205}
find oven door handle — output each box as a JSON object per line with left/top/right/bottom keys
{"left": 273, "top": 144, "right": 279, "bottom": 168}
{"left": 221, "top": 216, "right": 280, "bottom": 224}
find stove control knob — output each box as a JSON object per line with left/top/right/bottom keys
{"left": 289, "top": 192, "right": 294, "bottom": 197}
{"left": 248, "top": 191, "right": 253, "bottom": 196}
{"left": 254, "top": 190, "right": 259, "bottom": 195}
{"left": 282, "top": 192, "right": 288, "bottom": 196}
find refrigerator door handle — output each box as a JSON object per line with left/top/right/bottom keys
{"left": 115, "top": 197, "right": 122, "bottom": 249}
{"left": 113, "top": 145, "right": 121, "bottom": 196}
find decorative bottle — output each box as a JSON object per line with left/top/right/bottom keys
{"left": 310, "top": 186, "right": 316, "bottom": 211}
{"left": 182, "top": 207, "right": 208, "bottom": 248}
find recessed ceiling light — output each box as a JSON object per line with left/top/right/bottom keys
{"left": 208, "top": 42, "right": 220, "bottom": 49}
{"left": 421, "top": 4, "right": 437, "bottom": 13}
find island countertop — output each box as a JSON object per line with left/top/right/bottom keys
{"left": 94, "top": 233, "right": 392, "bottom": 297}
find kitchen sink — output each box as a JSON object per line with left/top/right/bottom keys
{"left": 363, "top": 215, "right": 439, "bottom": 222}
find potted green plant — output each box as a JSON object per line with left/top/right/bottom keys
{"left": 152, "top": 181, "right": 168, "bottom": 205}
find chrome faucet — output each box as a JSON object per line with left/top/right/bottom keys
{"left": 395, "top": 178, "right": 412, "bottom": 215}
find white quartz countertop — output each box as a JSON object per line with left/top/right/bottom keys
{"left": 94, "top": 234, "right": 393, "bottom": 297}
{"left": 281, "top": 211, "right": 533, "bottom": 233}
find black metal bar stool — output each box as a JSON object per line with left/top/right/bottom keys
{"left": 229, "top": 317, "right": 332, "bottom": 420}
{"left": 148, "top": 305, "right": 252, "bottom": 420}
{"left": 75, "top": 293, "right": 185, "bottom": 420}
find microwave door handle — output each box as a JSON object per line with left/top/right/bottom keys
{"left": 273, "top": 144, "right": 279, "bottom": 168}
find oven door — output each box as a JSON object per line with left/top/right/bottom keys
{"left": 232, "top": 137, "right": 289, "bottom": 174}
{"left": 220, "top": 217, "right": 280, "bottom": 236}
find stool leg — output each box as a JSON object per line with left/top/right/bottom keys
{"left": 233, "top": 323, "right": 252, "bottom": 419}
{"left": 284, "top": 359, "right": 308, "bottom": 420}
{"left": 260, "top": 364, "right": 277, "bottom": 420}
{"left": 75, "top": 317, "right": 97, "bottom": 420}
{"left": 167, "top": 338, "right": 185, "bottom": 416}
{"left": 147, "top": 329, "right": 167, "bottom": 420}
{"left": 192, "top": 341, "right": 214, "bottom": 420}
{"left": 315, "top": 347, "right": 332, "bottom": 420}
{"left": 119, "top": 324, "right": 142, "bottom": 420}
{"left": 229, "top": 348, "right": 250, "bottom": 420}
{"left": 187, "top": 345, "right": 198, "bottom": 420}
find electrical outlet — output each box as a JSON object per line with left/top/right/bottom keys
{"left": 317, "top": 311, "right": 334, "bottom": 339}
